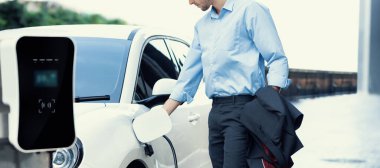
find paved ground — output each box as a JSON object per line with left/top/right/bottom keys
{"left": 0, "top": 141, "right": 50, "bottom": 168}
{"left": 291, "top": 93, "right": 380, "bottom": 168}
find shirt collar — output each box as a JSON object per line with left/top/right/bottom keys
{"left": 210, "top": 0, "right": 235, "bottom": 19}
{"left": 223, "top": 0, "right": 235, "bottom": 12}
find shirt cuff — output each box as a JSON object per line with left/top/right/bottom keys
{"left": 268, "top": 78, "right": 291, "bottom": 89}
{"left": 169, "top": 90, "right": 194, "bottom": 104}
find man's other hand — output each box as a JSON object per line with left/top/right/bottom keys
{"left": 271, "top": 86, "right": 281, "bottom": 93}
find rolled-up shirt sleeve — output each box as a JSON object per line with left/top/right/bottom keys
{"left": 245, "top": 2, "right": 290, "bottom": 88}
{"left": 169, "top": 26, "right": 203, "bottom": 104}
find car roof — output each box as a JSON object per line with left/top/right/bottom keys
{"left": 0, "top": 24, "right": 140, "bottom": 40}
{"left": 0, "top": 24, "right": 190, "bottom": 42}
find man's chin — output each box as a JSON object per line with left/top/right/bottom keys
{"left": 200, "top": 6, "right": 210, "bottom": 11}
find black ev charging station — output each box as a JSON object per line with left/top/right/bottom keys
{"left": 0, "top": 36, "right": 76, "bottom": 166}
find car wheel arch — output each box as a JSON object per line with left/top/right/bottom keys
{"left": 126, "top": 159, "right": 148, "bottom": 168}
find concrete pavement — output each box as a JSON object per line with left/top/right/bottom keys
{"left": 291, "top": 93, "right": 380, "bottom": 168}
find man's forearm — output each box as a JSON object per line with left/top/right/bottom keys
{"left": 163, "top": 98, "right": 183, "bottom": 115}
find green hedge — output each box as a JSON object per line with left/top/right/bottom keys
{"left": 0, "top": 0, "right": 126, "bottom": 30}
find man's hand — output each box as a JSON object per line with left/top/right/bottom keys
{"left": 162, "top": 98, "right": 182, "bottom": 115}
{"left": 271, "top": 86, "right": 281, "bottom": 93}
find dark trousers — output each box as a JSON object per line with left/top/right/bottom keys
{"left": 208, "top": 95, "right": 255, "bottom": 168}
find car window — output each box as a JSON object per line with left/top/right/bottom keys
{"left": 166, "top": 39, "right": 189, "bottom": 71}
{"left": 134, "top": 39, "right": 179, "bottom": 101}
{"left": 73, "top": 37, "right": 131, "bottom": 103}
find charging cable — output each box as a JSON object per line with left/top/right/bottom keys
{"left": 162, "top": 135, "right": 178, "bottom": 168}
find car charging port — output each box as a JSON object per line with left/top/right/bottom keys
{"left": 144, "top": 144, "right": 154, "bottom": 157}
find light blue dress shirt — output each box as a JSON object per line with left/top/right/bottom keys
{"left": 170, "top": 0, "right": 289, "bottom": 104}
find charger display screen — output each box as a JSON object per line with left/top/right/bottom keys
{"left": 34, "top": 70, "right": 58, "bottom": 88}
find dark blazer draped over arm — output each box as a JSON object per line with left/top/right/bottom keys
{"left": 241, "top": 86, "right": 304, "bottom": 168}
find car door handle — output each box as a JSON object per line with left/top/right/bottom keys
{"left": 188, "top": 113, "right": 201, "bottom": 122}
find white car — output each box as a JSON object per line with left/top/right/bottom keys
{"left": 1, "top": 25, "right": 212, "bottom": 168}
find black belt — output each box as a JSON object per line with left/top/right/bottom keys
{"left": 212, "top": 95, "right": 255, "bottom": 105}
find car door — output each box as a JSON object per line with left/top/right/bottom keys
{"left": 165, "top": 39, "right": 212, "bottom": 168}
{"left": 132, "top": 38, "right": 204, "bottom": 168}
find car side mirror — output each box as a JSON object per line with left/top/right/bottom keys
{"left": 134, "top": 78, "right": 177, "bottom": 108}
{"left": 152, "top": 78, "right": 177, "bottom": 96}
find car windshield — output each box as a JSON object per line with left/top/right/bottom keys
{"left": 72, "top": 37, "right": 131, "bottom": 103}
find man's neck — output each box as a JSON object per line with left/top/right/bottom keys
{"left": 212, "top": 0, "right": 227, "bottom": 14}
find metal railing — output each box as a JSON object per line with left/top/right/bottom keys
{"left": 279, "top": 69, "right": 357, "bottom": 98}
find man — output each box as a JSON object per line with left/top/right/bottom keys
{"left": 162, "top": 0, "right": 289, "bottom": 167}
